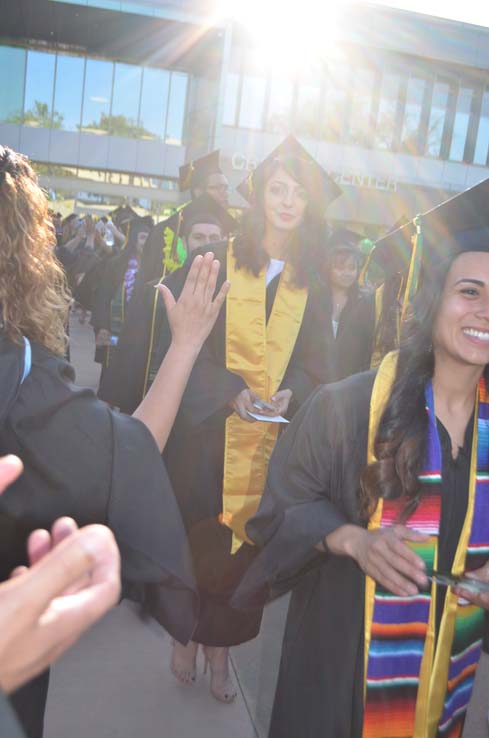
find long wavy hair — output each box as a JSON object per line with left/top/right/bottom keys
{"left": 360, "top": 254, "right": 482, "bottom": 521}
{"left": 0, "top": 146, "right": 70, "bottom": 356}
{"left": 234, "top": 157, "right": 328, "bottom": 289}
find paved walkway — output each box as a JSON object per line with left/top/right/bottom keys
{"left": 43, "top": 316, "right": 489, "bottom": 738}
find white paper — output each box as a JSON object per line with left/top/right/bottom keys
{"left": 246, "top": 411, "right": 289, "bottom": 424}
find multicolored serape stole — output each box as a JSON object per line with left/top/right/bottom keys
{"left": 363, "top": 352, "right": 489, "bottom": 738}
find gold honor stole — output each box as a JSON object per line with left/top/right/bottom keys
{"left": 221, "top": 244, "right": 308, "bottom": 554}
{"left": 363, "top": 352, "right": 489, "bottom": 738}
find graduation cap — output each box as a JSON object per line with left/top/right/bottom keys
{"left": 164, "top": 193, "right": 237, "bottom": 240}
{"left": 110, "top": 205, "right": 138, "bottom": 229}
{"left": 179, "top": 150, "right": 222, "bottom": 193}
{"left": 236, "top": 135, "right": 342, "bottom": 212}
{"left": 326, "top": 228, "right": 366, "bottom": 268}
{"left": 128, "top": 214, "right": 154, "bottom": 237}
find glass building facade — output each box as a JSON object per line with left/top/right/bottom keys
{"left": 0, "top": 45, "right": 189, "bottom": 145}
{"left": 221, "top": 53, "right": 489, "bottom": 167}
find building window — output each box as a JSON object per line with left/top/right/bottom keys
{"left": 401, "top": 77, "right": 427, "bottom": 154}
{"left": 139, "top": 67, "right": 170, "bottom": 140}
{"left": 321, "top": 63, "right": 350, "bottom": 142}
{"left": 0, "top": 46, "right": 26, "bottom": 124}
{"left": 222, "top": 72, "right": 240, "bottom": 126}
{"left": 23, "top": 50, "right": 56, "bottom": 128}
{"left": 426, "top": 79, "right": 450, "bottom": 158}
{"left": 165, "top": 72, "right": 188, "bottom": 145}
{"left": 374, "top": 72, "right": 401, "bottom": 150}
{"left": 266, "top": 74, "right": 294, "bottom": 134}
{"left": 53, "top": 54, "right": 85, "bottom": 132}
{"left": 81, "top": 58, "right": 114, "bottom": 135}
{"left": 111, "top": 62, "right": 143, "bottom": 138}
{"left": 294, "top": 83, "right": 320, "bottom": 138}
{"left": 239, "top": 74, "right": 267, "bottom": 129}
{"left": 473, "top": 87, "right": 489, "bottom": 166}
{"left": 449, "top": 84, "right": 475, "bottom": 162}
{"left": 348, "top": 67, "right": 376, "bottom": 146}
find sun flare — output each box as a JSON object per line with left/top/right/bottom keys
{"left": 218, "top": 0, "right": 347, "bottom": 74}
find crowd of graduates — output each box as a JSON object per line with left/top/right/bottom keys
{"left": 2, "top": 135, "right": 489, "bottom": 738}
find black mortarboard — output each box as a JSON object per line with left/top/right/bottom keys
{"left": 110, "top": 205, "right": 138, "bottom": 228}
{"left": 236, "top": 135, "right": 342, "bottom": 212}
{"left": 368, "top": 177, "right": 489, "bottom": 283}
{"left": 128, "top": 215, "right": 154, "bottom": 237}
{"left": 179, "top": 150, "right": 222, "bottom": 193}
{"left": 164, "top": 194, "right": 237, "bottom": 239}
{"left": 327, "top": 228, "right": 363, "bottom": 251}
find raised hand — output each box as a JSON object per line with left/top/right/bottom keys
{"left": 158, "top": 252, "right": 230, "bottom": 354}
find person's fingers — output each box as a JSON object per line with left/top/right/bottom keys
{"left": 212, "top": 280, "right": 231, "bottom": 312}
{"left": 388, "top": 535, "right": 428, "bottom": 578}
{"left": 20, "top": 525, "right": 118, "bottom": 618}
{"left": 180, "top": 254, "right": 204, "bottom": 299}
{"left": 0, "top": 455, "right": 23, "bottom": 494}
{"left": 157, "top": 284, "right": 176, "bottom": 315}
{"left": 10, "top": 565, "right": 28, "bottom": 579}
{"left": 394, "top": 525, "right": 430, "bottom": 544}
{"left": 379, "top": 546, "right": 427, "bottom": 589}
{"left": 27, "top": 530, "right": 52, "bottom": 567}
{"left": 193, "top": 252, "right": 215, "bottom": 301}
{"left": 51, "top": 518, "right": 78, "bottom": 548}
{"left": 203, "top": 259, "right": 221, "bottom": 305}
{"left": 372, "top": 558, "right": 419, "bottom": 597}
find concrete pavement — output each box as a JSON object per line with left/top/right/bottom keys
{"left": 43, "top": 316, "right": 489, "bottom": 738}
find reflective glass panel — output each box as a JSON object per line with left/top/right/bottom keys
{"left": 401, "top": 77, "right": 427, "bottom": 153}
{"left": 239, "top": 75, "right": 267, "bottom": 129}
{"left": 0, "top": 46, "right": 26, "bottom": 123}
{"left": 53, "top": 54, "right": 85, "bottom": 132}
{"left": 295, "top": 83, "right": 320, "bottom": 137}
{"left": 348, "top": 68, "right": 375, "bottom": 146}
{"left": 111, "top": 62, "right": 142, "bottom": 138}
{"left": 374, "top": 73, "right": 401, "bottom": 150}
{"left": 139, "top": 67, "right": 170, "bottom": 140}
{"left": 81, "top": 59, "right": 114, "bottom": 135}
{"left": 473, "top": 87, "right": 489, "bottom": 166}
{"left": 266, "top": 75, "right": 294, "bottom": 133}
{"left": 165, "top": 72, "right": 188, "bottom": 145}
{"left": 426, "top": 80, "right": 450, "bottom": 157}
{"left": 449, "top": 85, "right": 474, "bottom": 162}
{"left": 321, "top": 64, "right": 349, "bottom": 141}
{"left": 222, "top": 72, "right": 239, "bottom": 126}
{"left": 24, "top": 50, "right": 56, "bottom": 128}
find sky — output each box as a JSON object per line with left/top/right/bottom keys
{"left": 370, "top": 1, "right": 489, "bottom": 28}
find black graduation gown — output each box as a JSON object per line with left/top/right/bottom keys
{"left": 152, "top": 241, "right": 333, "bottom": 646}
{"left": 96, "top": 225, "right": 173, "bottom": 409}
{"left": 334, "top": 290, "right": 376, "bottom": 380}
{"left": 233, "top": 371, "right": 485, "bottom": 738}
{"left": 0, "top": 691, "right": 25, "bottom": 738}
{"left": 0, "top": 334, "right": 197, "bottom": 638}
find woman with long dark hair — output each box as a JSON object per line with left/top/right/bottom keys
{"left": 148, "top": 136, "right": 341, "bottom": 703}
{"left": 234, "top": 179, "right": 489, "bottom": 738}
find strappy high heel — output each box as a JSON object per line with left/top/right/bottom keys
{"left": 202, "top": 646, "right": 238, "bottom": 704}
{"left": 170, "top": 639, "right": 197, "bottom": 686}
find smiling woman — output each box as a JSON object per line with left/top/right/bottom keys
{"left": 233, "top": 178, "right": 489, "bottom": 738}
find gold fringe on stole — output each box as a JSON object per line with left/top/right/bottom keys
{"left": 222, "top": 243, "right": 307, "bottom": 553}
{"left": 364, "top": 353, "right": 480, "bottom": 737}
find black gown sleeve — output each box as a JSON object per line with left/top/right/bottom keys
{"left": 0, "top": 344, "right": 197, "bottom": 643}
{"left": 234, "top": 372, "right": 374, "bottom": 609}
{"left": 0, "top": 692, "right": 26, "bottom": 738}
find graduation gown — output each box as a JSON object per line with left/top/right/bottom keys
{"left": 99, "top": 220, "right": 182, "bottom": 414}
{"left": 233, "top": 371, "right": 486, "bottom": 738}
{"left": 148, "top": 240, "right": 333, "bottom": 645}
{"left": 0, "top": 333, "right": 197, "bottom": 641}
{"left": 334, "top": 289, "right": 376, "bottom": 380}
